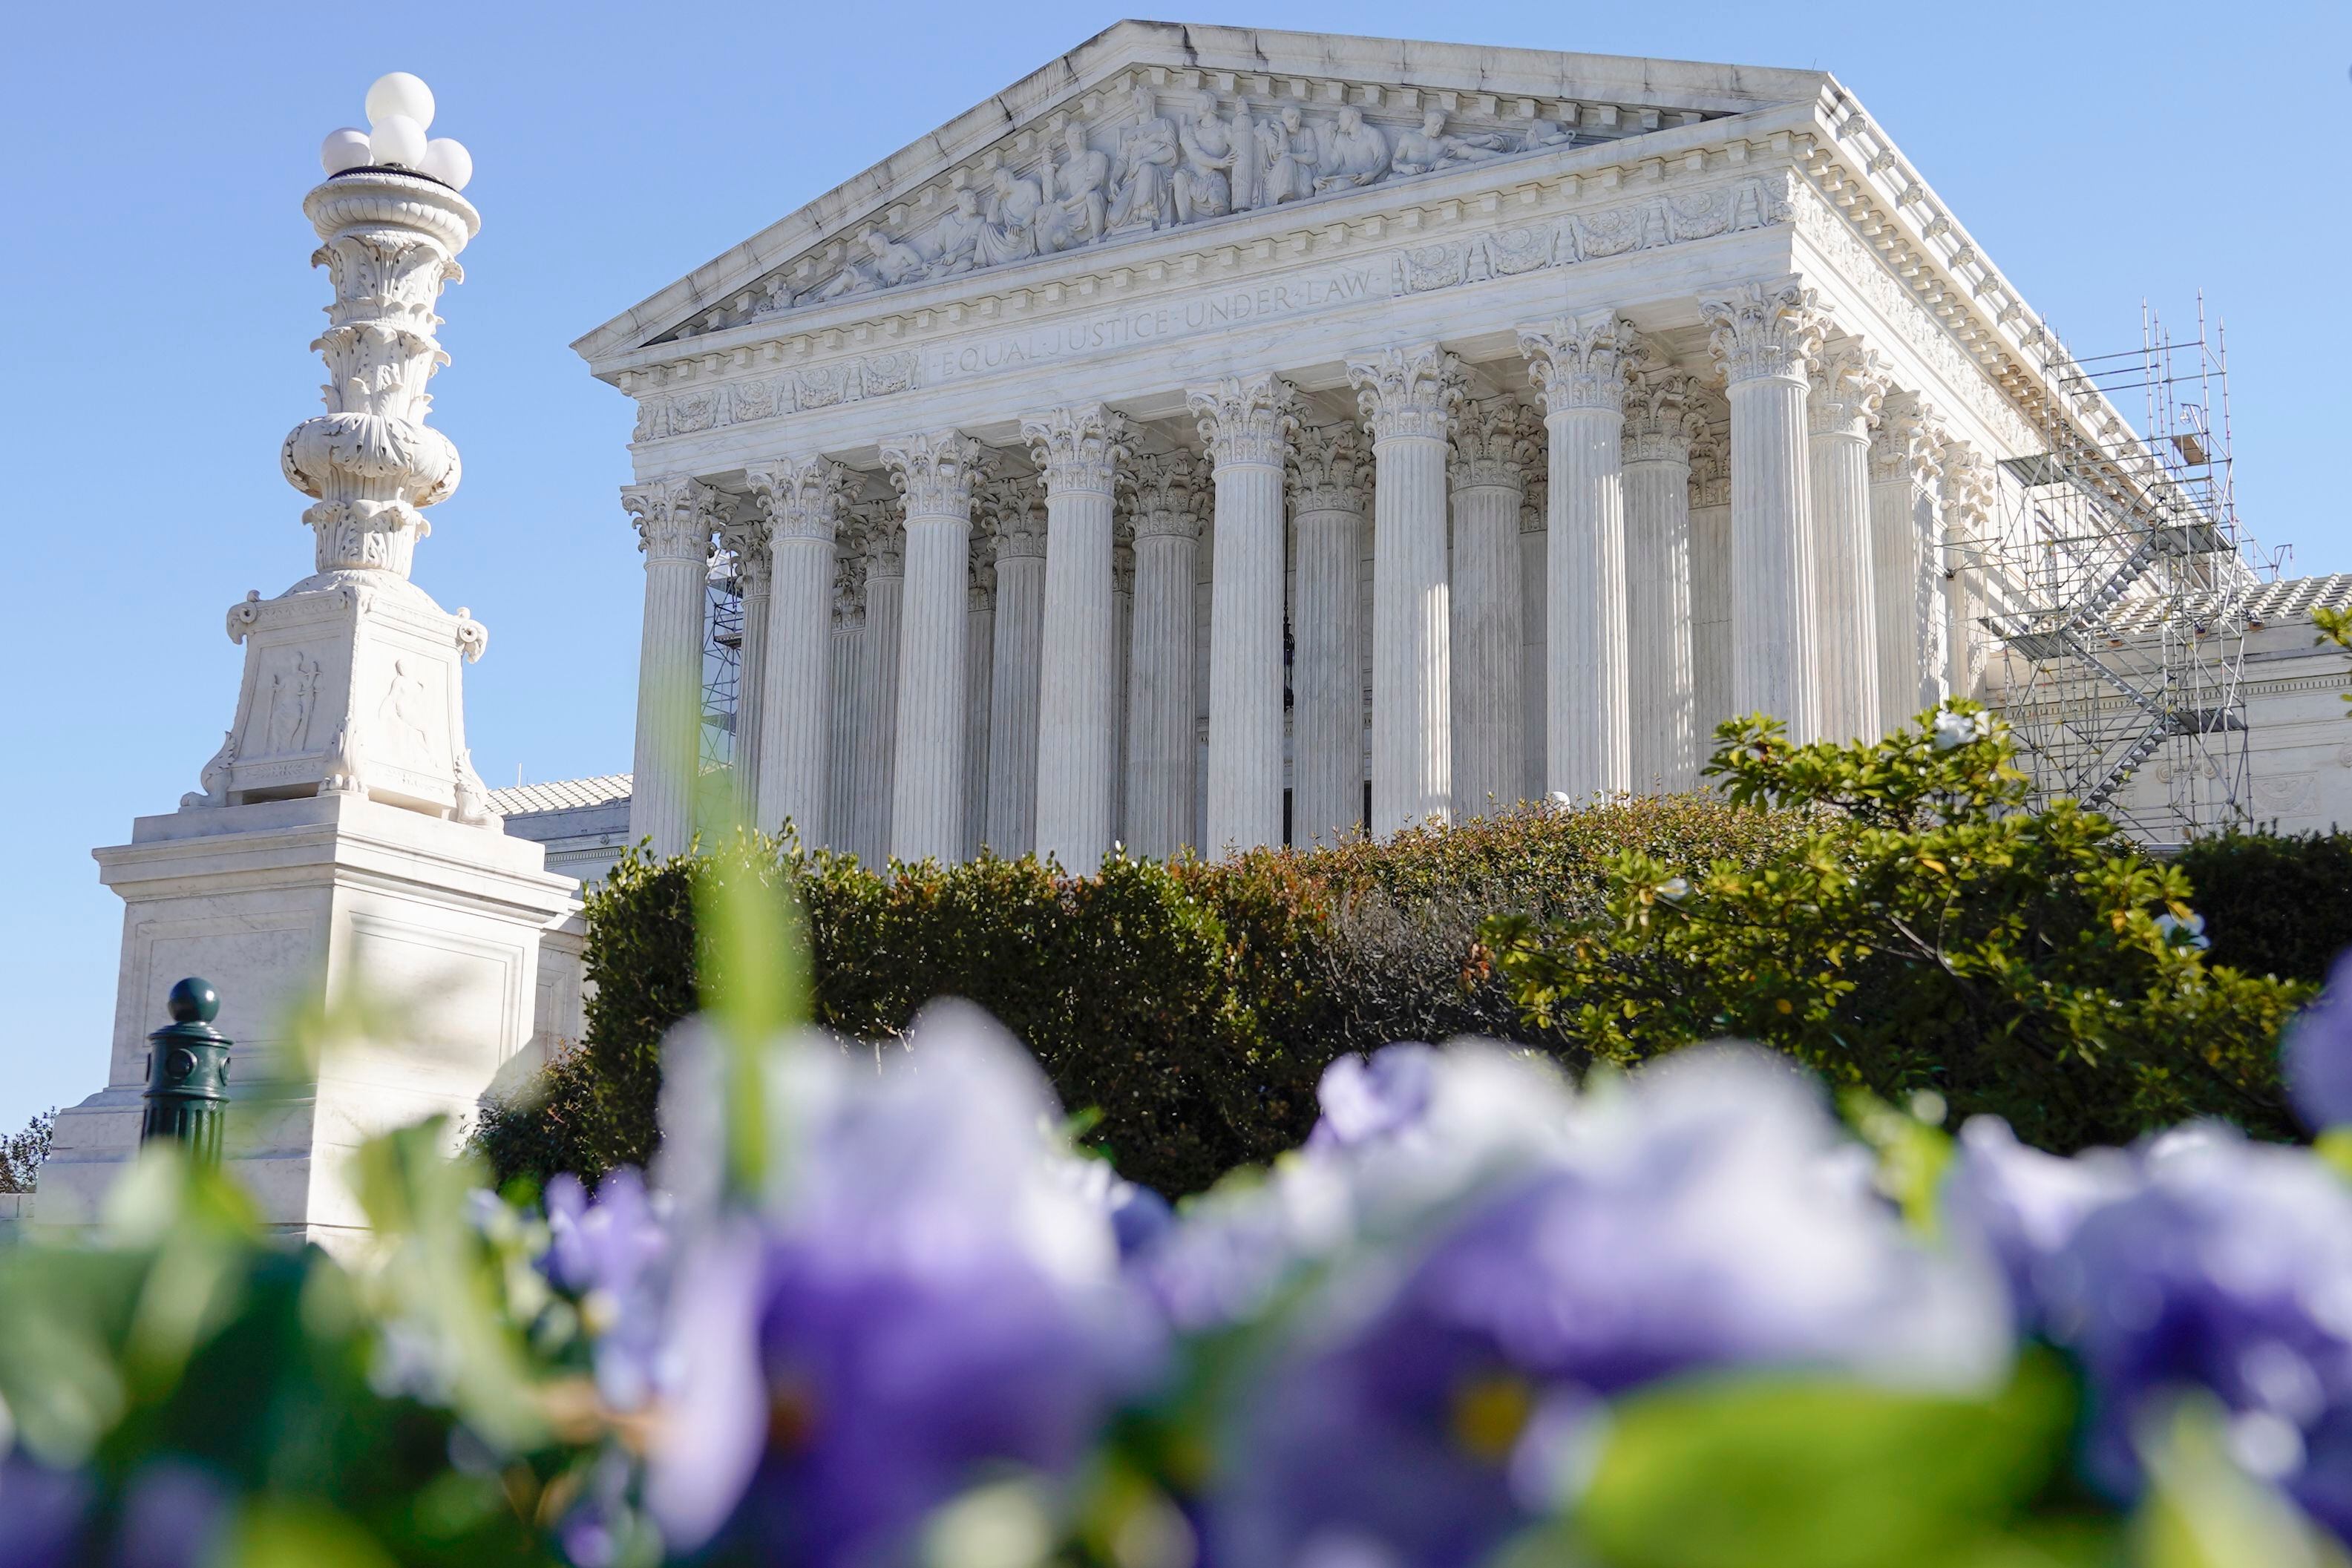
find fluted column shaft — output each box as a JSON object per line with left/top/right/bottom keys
{"left": 882, "top": 433, "right": 988, "bottom": 866}
{"left": 1112, "top": 532, "right": 1134, "bottom": 846}
{"left": 1703, "top": 280, "right": 1832, "bottom": 741}
{"left": 1519, "top": 315, "right": 1634, "bottom": 800}
{"left": 853, "top": 537, "right": 904, "bottom": 867}
{"left": 746, "top": 458, "right": 849, "bottom": 845}
{"left": 623, "top": 479, "right": 715, "bottom": 858}
{"left": 1940, "top": 442, "right": 1996, "bottom": 703}
{"left": 1025, "top": 406, "right": 1129, "bottom": 872}
{"left": 986, "top": 531, "right": 1047, "bottom": 856}
{"left": 1121, "top": 454, "right": 1204, "bottom": 859}
{"left": 826, "top": 610, "right": 860, "bottom": 851}
{"left": 1868, "top": 396, "right": 1945, "bottom": 732}
{"left": 1686, "top": 427, "right": 1732, "bottom": 763}
{"left": 1288, "top": 422, "right": 1370, "bottom": 845}
{"left": 1349, "top": 348, "right": 1462, "bottom": 836}
{"left": 963, "top": 557, "right": 995, "bottom": 862}
{"left": 1189, "top": 375, "right": 1295, "bottom": 855}
{"left": 1447, "top": 401, "right": 1533, "bottom": 819}
{"left": 1623, "top": 374, "right": 1699, "bottom": 792}
{"left": 1807, "top": 341, "right": 1888, "bottom": 741}
{"left": 726, "top": 530, "right": 771, "bottom": 812}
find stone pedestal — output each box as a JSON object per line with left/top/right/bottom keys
{"left": 42, "top": 794, "right": 574, "bottom": 1250}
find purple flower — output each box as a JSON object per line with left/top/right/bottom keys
{"left": 2028, "top": 1126, "right": 2352, "bottom": 1543}
{"left": 1208, "top": 1046, "right": 2008, "bottom": 1568}
{"left": 113, "top": 1462, "right": 232, "bottom": 1568}
{"left": 2283, "top": 951, "right": 2352, "bottom": 1132}
{"left": 642, "top": 1003, "right": 1162, "bottom": 1565}
{"left": 1308, "top": 1045, "right": 1439, "bottom": 1154}
{"left": 545, "top": 1167, "right": 671, "bottom": 1410}
{"left": 0, "top": 1457, "right": 88, "bottom": 1568}
{"left": 1944, "top": 1117, "right": 2138, "bottom": 1329}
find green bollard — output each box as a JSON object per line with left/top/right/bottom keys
{"left": 140, "top": 977, "right": 232, "bottom": 1167}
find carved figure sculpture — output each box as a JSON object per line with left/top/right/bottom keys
{"left": 1174, "top": 91, "right": 1237, "bottom": 222}
{"left": 1046, "top": 121, "right": 1110, "bottom": 249}
{"left": 1314, "top": 105, "right": 1390, "bottom": 192}
{"left": 930, "top": 188, "right": 986, "bottom": 276}
{"left": 1522, "top": 119, "right": 1574, "bottom": 151}
{"left": 1108, "top": 87, "right": 1179, "bottom": 232}
{"left": 978, "top": 166, "right": 1045, "bottom": 267}
{"left": 1389, "top": 108, "right": 1510, "bottom": 176}
{"left": 1259, "top": 105, "right": 1315, "bottom": 206}
{"left": 810, "top": 229, "right": 929, "bottom": 303}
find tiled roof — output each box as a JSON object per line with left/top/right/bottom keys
{"left": 487, "top": 773, "right": 633, "bottom": 818}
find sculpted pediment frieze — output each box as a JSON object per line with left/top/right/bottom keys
{"left": 651, "top": 69, "right": 1749, "bottom": 347}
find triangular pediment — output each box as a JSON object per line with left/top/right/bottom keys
{"left": 574, "top": 22, "right": 1824, "bottom": 367}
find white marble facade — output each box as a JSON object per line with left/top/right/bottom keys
{"left": 577, "top": 22, "right": 2351, "bottom": 863}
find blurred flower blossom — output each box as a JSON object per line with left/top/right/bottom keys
{"left": 1208, "top": 1045, "right": 2009, "bottom": 1568}
{"left": 2283, "top": 951, "right": 2352, "bottom": 1132}
{"left": 635, "top": 1003, "right": 1159, "bottom": 1565}
{"left": 1931, "top": 709, "right": 1987, "bottom": 750}
{"left": 2155, "top": 911, "right": 2211, "bottom": 952}
{"left": 545, "top": 1168, "right": 671, "bottom": 1409}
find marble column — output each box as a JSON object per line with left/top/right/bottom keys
{"left": 718, "top": 503, "right": 771, "bottom": 816}
{"left": 1188, "top": 373, "right": 1297, "bottom": 854}
{"left": 984, "top": 480, "right": 1048, "bottom": 856}
{"left": 1940, "top": 440, "right": 1997, "bottom": 701}
{"left": 1288, "top": 421, "right": 1372, "bottom": 845}
{"left": 1867, "top": 393, "right": 1947, "bottom": 732}
{"left": 745, "top": 456, "right": 850, "bottom": 846}
{"left": 963, "top": 528, "right": 996, "bottom": 861}
{"left": 1112, "top": 519, "right": 1135, "bottom": 847}
{"left": 825, "top": 537, "right": 865, "bottom": 853}
{"left": 1701, "top": 279, "right": 1832, "bottom": 741}
{"left": 1349, "top": 346, "right": 1464, "bottom": 836}
{"left": 1807, "top": 338, "right": 1890, "bottom": 742}
{"left": 1686, "top": 422, "right": 1734, "bottom": 767}
{"left": 852, "top": 510, "right": 904, "bottom": 867}
{"left": 1023, "top": 404, "right": 1130, "bottom": 872}
{"left": 623, "top": 477, "right": 717, "bottom": 858}
{"left": 1517, "top": 481, "right": 1548, "bottom": 801}
{"left": 1622, "top": 370, "right": 1702, "bottom": 793}
{"left": 1446, "top": 399, "right": 1535, "bottom": 819}
{"left": 1518, "top": 314, "right": 1634, "bottom": 801}
{"left": 881, "top": 430, "right": 988, "bottom": 865}
{"left": 1124, "top": 453, "right": 1205, "bottom": 858}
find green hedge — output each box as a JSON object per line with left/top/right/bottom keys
{"left": 475, "top": 796, "right": 1809, "bottom": 1198}
{"left": 2175, "top": 827, "right": 2352, "bottom": 984}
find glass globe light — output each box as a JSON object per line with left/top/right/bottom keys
{"left": 364, "top": 72, "right": 435, "bottom": 133}
{"left": 320, "top": 128, "right": 373, "bottom": 175}
{"left": 421, "top": 137, "right": 474, "bottom": 191}
{"left": 368, "top": 114, "right": 428, "bottom": 171}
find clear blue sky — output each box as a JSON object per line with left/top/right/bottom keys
{"left": 3, "top": 1, "right": 2345, "bottom": 1136}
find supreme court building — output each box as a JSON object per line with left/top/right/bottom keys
{"left": 550, "top": 20, "right": 2352, "bottom": 879}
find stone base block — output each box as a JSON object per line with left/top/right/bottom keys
{"left": 39, "top": 792, "right": 578, "bottom": 1253}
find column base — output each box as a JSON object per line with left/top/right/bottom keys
{"left": 38, "top": 792, "right": 579, "bottom": 1256}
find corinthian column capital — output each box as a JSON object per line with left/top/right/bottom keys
{"left": 1807, "top": 338, "right": 1891, "bottom": 437}
{"left": 1348, "top": 344, "right": 1466, "bottom": 442}
{"left": 880, "top": 430, "right": 991, "bottom": 518}
{"left": 1127, "top": 450, "right": 1208, "bottom": 539}
{"left": 1939, "top": 439, "right": 1997, "bottom": 534}
{"left": 1188, "top": 373, "right": 1300, "bottom": 468}
{"left": 623, "top": 476, "right": 720, "bottom": 562}
{"left": 1447, "top": 398, "right": 1540, "bottom": 493}
{"left": 981, "top": 476, "right": 1049, "bottom": 558}
{"left": 1622, "top": 370, "right": 1706, "bottom": 465}
{"left": 1020, "top": 404, "right": 1130, "bottom": 495}
{"left": 1700, "top": 277, "right": 1832, "bottom": 384}
{"left": 1288, "top": 420, "right": 1373, "bottom": 514}
{"left": 1516, "top": 312, "right": 1636, "bottom": 416}
{"left": 747, "top": 455, "right": 854, "bottom": 543}
{"left": 1870, "top": 392, "right": 1945, "bottom": 489}
{"left": 715, "top": 496, "right": 771, "bottom": 583}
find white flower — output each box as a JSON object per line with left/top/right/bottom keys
{"left": 1657, "top": 876, "right": 1692, "bottom": 902}
{"left": 1931, "top": 709, "right": 1985, "bottom": 751}
{"left": 1547, "top": 790, "right": 1573, "bottom": 809}
{"left": 2155, "top": 911, "right": 2212, "bottom": 952}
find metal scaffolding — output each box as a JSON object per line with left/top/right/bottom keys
{"left": 1982, "top": 298, "right": 2261, "bottom": 849}
{"left": 701, "top": 550, "right": 744, "bottom": 778}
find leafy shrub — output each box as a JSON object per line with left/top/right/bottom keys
{"left": 0, "top": 1107, "right": 53, "bottom": 1193}
{"left": 2176, "top": 828, "right": 2352, "bottom": 984}
{"left": 474, "top": 796, "right": 1809, "bottom": 1198}
{"left": 1486, "top": 706, "right": 2313, "bottom": 1150}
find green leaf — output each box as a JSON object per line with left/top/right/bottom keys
{"left": 1568, "top": 1352, "right": 2078, "bottom": 1568}
{"left": 220, "top": 1499, "right": 402, "bottom": 1568}
{"left": 694, "top": 839, "right": 810, "bottom": 1198}
{"left": 2132, "top": 1396, "right": 2350, "bottom": 1568}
